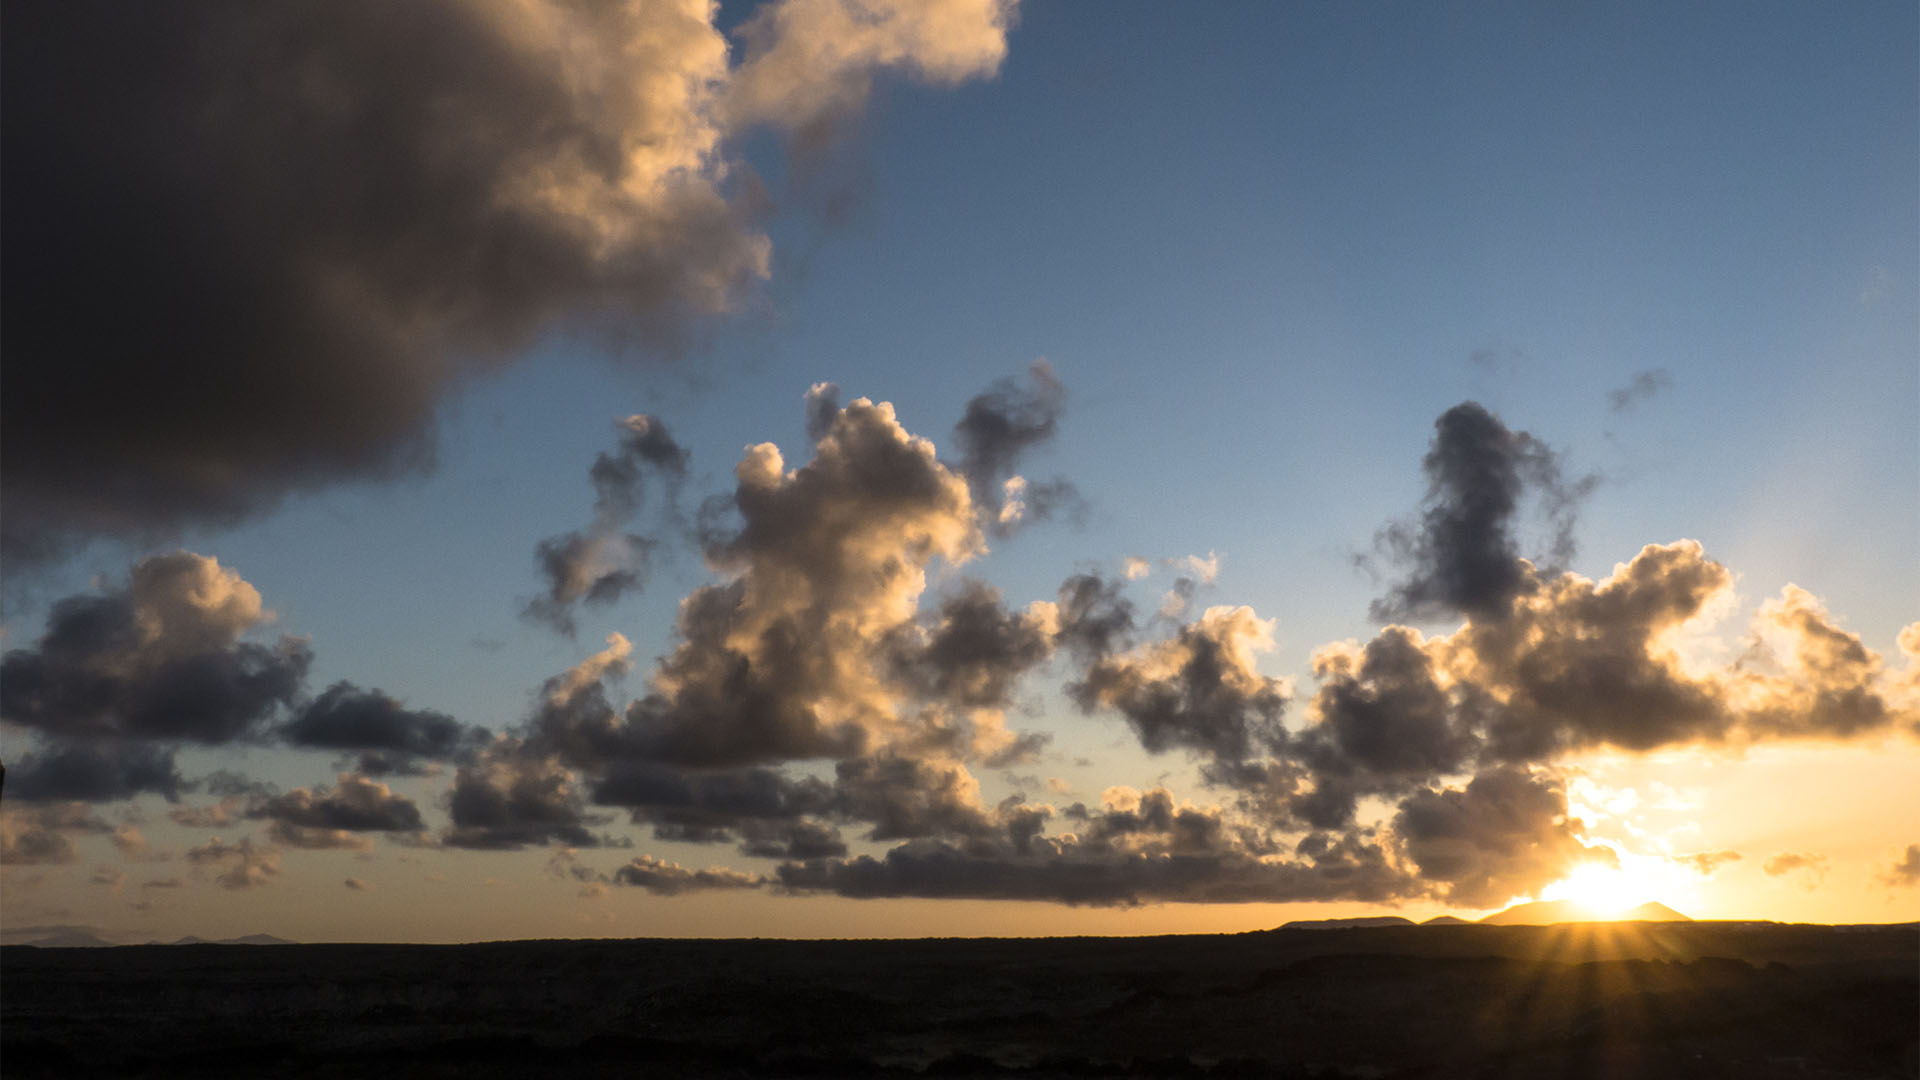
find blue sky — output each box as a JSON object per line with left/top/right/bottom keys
{"left": 3, "top": 1, "right": 1915, "bottom": 941}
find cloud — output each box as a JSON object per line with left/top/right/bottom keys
{"left": 1, "top": 0, "right": 1016, "bottom": 559}
{"left": 443, "top": 741, "right": 609, "bottom": 850}
{"left": 344, "top": 878, "right": 374, "bottom": 892}
{"left": 0, "top": 803, "right": 113, "bottom": 865}
{"left": 186, "top": 836, "right": 283, "bottom": 890}
{"left": 1392, "top": 767, "right": 1608, "bottom": 908}
{"left": 951, "top": 359, "right": 1079, "bottom": 532}
{"left": 1881, "top": 845, "right": 1920, "bottom": 888}
{"left": 4, "top": 743, "right": 185, "bottom": 803}
{"left": 882, "top": 581, "right": 1056, "bottom": 709}
{"left": 1674, "top": 849, "right": 1742, "bottom": 876}
{"left": 576, "top": 395, "right": 984, "bottom": 768}
{"left": 1762, "top": 851, "right": 1828, "bottom": 887}
{"left": 725, "top": 0, "right": 1015, "bottom": 135}
{"left": 249, "top": 773, "right": 427, "bottom": 850}
{"left": 1371, "top": 402, "right": 1596, "bottom": 622}
{"left": 524, "top": 415, "right": 688, "bottom": 635}
{"left": 608, "top": 854, "right": 766, "bottom": 895}
{"left": 0, "top": 552, "right": 310, "bottom": 744}
{"left": 1607, "top": 369, "right": 1673, "bottom": 413}
{"left": 281, "top": 682, "right": 485, "bottom": 774}
{"left": 1069, "top": 605, "right": 1289, "bottom": 768}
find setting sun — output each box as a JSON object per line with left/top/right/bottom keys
{"left": 1543, "top": 863, "right": 1645, "bottom": 918}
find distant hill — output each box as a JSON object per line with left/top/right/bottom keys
{"left": 1422, "top": 915, "right": 1473, "bottom": 926}
{"left": 1481, "top": 899, "right": 1692, "bottom": 925}
{"left": 1281, "top": 916, "right": 1415, "bottom": 930}
{"left": 166, "top": 934, "right": 298, "bottom": 946}
{"left": 16, "top": 929, "right": 117, "bottom": 948}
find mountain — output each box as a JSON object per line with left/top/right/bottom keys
{"left": 1280, "top": 916, "right": 1415, "bottom": 930}
{"left": 17, "top": 929, "right": 117, "bottom": 948}
{"left": 1622, "top": 901, "right": 1692, "bottom": 922}
{"left": 166, "top": 934, "right": 297, "bottom": 946}
{"left": 1422, "top": 915, "right": 1473, "bottom": 926}
{"left": 1481, "top": 899, "right": 1693, "bottom": 925}
{"left": 1, "top": 923, "right": 119, "bottom": 947}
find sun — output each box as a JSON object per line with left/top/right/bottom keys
{"left": 1542, "top": 861, "right": 1645, "bottom": 918}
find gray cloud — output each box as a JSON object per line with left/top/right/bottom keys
{"left": 281, "top": 682, "right": 485, "bottom": 775}
{"left": 1882, "top": 845, "right": 1920, "bottom": 888}
{"left": 883, "top": 581, "right": 1056, "bottom": 709}
{"left": 0, "top": 803, "right": 113, "bottom": 865}
{"left": 609, "top": 854, "right": 766, "bottom": 896}
{"left": 1, "top": 0, "right": 1015, "bottom": 561}
{"left": 185, "top": 835, "right": 283, "bottom": 890}
{"left": 524, "top": 415, "right": 689, "bottom": 636}
{"left": 1371, "top": 402, "right": 1596, "bottom": 622}
{"left": 1069, "top": 606, "right": 1289, "bottom": 768}
{"left": 1392, "top": 767, "right": 1607, "bottom": 908}
{"left": 443, "top": 742, "right": 608, "bottom": 851}
{"left": 5, "top": 743, "right": 185, "bottom": 804}
{"left": 1607, "top": 369, "right": 1673, "bottom": 413}
{"left": 951, "top": 360, "right": 1081, "bottom": 533}
{"left": 250, "top": 773, "right": 426, "bottom": 850}
{"left": 0, "top": 552, "right": 310, "bottom": 745}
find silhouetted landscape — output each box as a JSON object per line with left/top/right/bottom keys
{"left": 4, "top": 920, "right": 1913, "bottom": 1078}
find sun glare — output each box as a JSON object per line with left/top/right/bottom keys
{"left": 1543, "top": 863, "right": 1645, "bottom": 917}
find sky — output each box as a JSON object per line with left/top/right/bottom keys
{"left": 2, "top": 0, "right": 1916, "bottom": 944}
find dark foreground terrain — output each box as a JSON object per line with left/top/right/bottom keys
{"left": 3, "top": 921, "right": 1914, "bottom": 1078}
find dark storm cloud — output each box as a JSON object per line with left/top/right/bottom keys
{"left": 1607, "top": 369, "right": 1673, "bottom": 413}
{"left": 249, "top": 774, "right": 426, "bottom": 849}
{"left": 1372, "top": 402, "right": 1596, "bottom": 622}
{"left": 951, "top": 360, "right": 1082, "bottom": 531}
{"left": 281, "top": 682, "right": 486, "bottom": 773}
{"left": 524, "top": 416, "right": 689, "bottom": 636}
{"left": 0, "top": 0, "right": 1014, "bottom": 560}
{"left": 4, "top": 743, "right": 185, "bottom": 804}
{"left": 1392, "top": 767, "right": 1604, "bottom": 908}
{"left": 0, "top": 553, "right": 310, "bottom": 744}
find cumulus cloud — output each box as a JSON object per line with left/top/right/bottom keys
{"left": 4, "top": 743, "right": 185, "bottom": 804}
{"left": 1070, "top": 606, "right": 1289, "bottom": 768}
{"left": 344, "top": 877, "right": 375, "bottom": 892}
{"left": 1371, "top": 402, "right": 1596, "bottom": 622}
{"left": 249, "top": 774, "right": 426, "bottom": 850}
{"left": 1762, "top": 851, "right": 1828, "bottom": 887}
{"left": 1392, "top": 768, "right": 1608, "bottom": 908}
{"left": 0, "top": 803, "right": 113, "bottom": 865}
{"left": 1607, "top": 369, "right": 1673, "bottom": 413}
{"left": 443, "top": 741, "right": 609, "bottom": 850}
{"left": 951, "top": 359, "right": 1080, "bottom": 532}
{"left": 609, "top": 854, "right": 766, "bottom": 895}
{"left": 1881, "top": 845, "right": 1920, "bottom": 888}
{"left": 1674, "top": 850, "right": 1742, "bottom": 876}
{"left": 1, "top": 0, "right": 1017, "bottom": 559}
{"left": 524, "top": 415, "right": 688, "bottom": 635}
{"left": 186, "top": 836, "right": 283, "bottom": 890}
{"left": 281, "top": 682, "right": 486, "bottom": 775}
{"left": 0, "top": 552, "right": 310, "bottom": 744}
